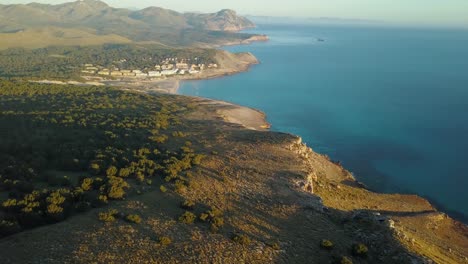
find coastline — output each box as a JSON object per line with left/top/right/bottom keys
{"left": 11, "top": 34, "right": 468, "bottom": 263}
{"left": 27, "top": 36, "right": 468, "bottom": 226}
{"left": 171, "top": 38, "right": 468, "bottom": 263}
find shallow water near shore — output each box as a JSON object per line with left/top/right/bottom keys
{"left": 179, "top": 23, "right": 468, "bottom": 220}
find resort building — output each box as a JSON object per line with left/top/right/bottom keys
{"left": 148, "top": 71, "right": 162, "bottom": 77}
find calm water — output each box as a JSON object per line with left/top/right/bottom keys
{"left": 180, "top": 23, "right": 468, "bottom": 220}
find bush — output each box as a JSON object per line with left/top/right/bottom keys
{"left": 210, "top": 217, "right": 224, "bottom": 232}
{"left": 158, "top": 236, "right": 172, "bottom": 246}
{"left": 118, "top": 168, "right": 131, "bottom": 178}
{"left": 233, "top": 234, "right": 251, "bottom": 246}
{"left": 174, "top": 180, "right": 186, "bottom": 193}
{"left": 106, "top": 176, "right": 129, "bottom": 199}
{"left": 125, "top": 214, "right": 142, "bottom": 224}
{"left": 321, "top": 239, "right": 334, "bottom": 250}
{"left": 81, "top": 178, "right": 94, "bottom": 191}
{"left": 178, "top": 211, "right": 196, "bottom": 224}
{"left": 106, "top": 166, "right": 118, "bottom": 177}
{"left": 352, "top": 243, "right": 368, "bottom": 257}
{"left": 340, "top": 256, "right": 353, "bottom": 264}
{"left": 199, "top": 213, "right": 209, "bottom": 222}
{"left": 160, "top": 185, "right": 167, "bottom": 193}
{"left": 90, "top": 163, "right": 100, "bottom": 175}
{"left": 0, "top": 220, "right": 21, "bottom": 237}
{"left": 180, "top": 200, "right": 195, "bottom": 210}
{"left": 99, "top": 209, "right": 118, "bottom": 222}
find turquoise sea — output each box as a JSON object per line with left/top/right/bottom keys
{"left": 179, "top": 23, "right": 468, "bottom": 221}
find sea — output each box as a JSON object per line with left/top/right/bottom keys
{"left": 179, "top": 22, "right": 468, "bottom": 221}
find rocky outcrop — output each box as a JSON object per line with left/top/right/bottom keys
{"left": 185, "top": 9, "right": 255, "bottom": 31}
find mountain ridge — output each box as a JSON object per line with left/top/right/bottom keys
{"left": 0, "top": 0, "right": 255, "bottom": 33}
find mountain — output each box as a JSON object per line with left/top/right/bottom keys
{"left": 185, "top": 9, "right": 256, "bottom": 31}
{"left": 0, "top": 0, "right": 257, "bottom": 47}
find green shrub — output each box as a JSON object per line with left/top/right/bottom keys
{"left": 106, "top": 176, "right": 129, "bottom": 199}
{"left": 125, "top": 214, "right": 142, "bottom": 224}
{"left": 352, "top": 243, "right": 368, "bottom": 257}
{"left": 207, "top": 207, "right": 223, "bottom": 218}
{"left": 199, "top": 207, "right": 224, "bottom": 231}
{"left": 199, "top": 213, "right": 209, "bottom": 222}
{"left": 106, "top": 166, "right": 118, "bottom": 177}
{"left": 90, "top": 163, "right": 100, "bottom": 175}
{"left": 192, "top": 154, "right": 204, "bottom": 165}
{"left": 181, "top": 200, "right": 195, "bottom": 210}
{"left": 174, "top": 180, "right": 187, "bottom": 193}
{"left": 136, "top": 171, "right": 145, "bottom": 183}
{"left": 160, "top": 185, "right": 167, "bottom": 193}
{"left": 178, "top": 211, "right": 196, "bottom": 224}
{"left": 99, "top": 209, "right": 118, "bottom": 222}
{"left": 233, "top": 234, "right": 251, "bottom": 246}
{"left": 321, "top": 239, "right": 334, "bottom": 250}
{"left": 158, "top": 236, "right": 172, "bottom": 246}
{"left": 210, "top": 217, "right": 224, "bottom": 232}
{"left": 81, "top": 178, "right": 94, "bottom": 191}
{"left": 340, "top": 256, "right": 353, "bottom": 264}
{"left": 118, "top": 168, "right": 131, "bottom": 178}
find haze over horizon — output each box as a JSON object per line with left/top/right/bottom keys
{"left": 2, "top": 0, "right": 468, "bottom": 28}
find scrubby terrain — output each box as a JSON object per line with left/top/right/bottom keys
{"left": 0, "top": 81, "right": 466, "bottom": 263}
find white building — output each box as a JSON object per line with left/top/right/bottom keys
{"left": 135, "top": 73, "right": 148, "bottom": 78}
{"left": 148, "top": 71, "right": 162, "bottom": 77}
{"left": 161, "top": 69, "right": 178, "bottom": 76}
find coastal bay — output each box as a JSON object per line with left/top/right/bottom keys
{"left": 180, "top": 23, "right": 468, "bottom": 221}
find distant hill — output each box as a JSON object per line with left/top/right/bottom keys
{"left": 185, "top": 9, "right": 255, "bottom": 31}
{"left": 0, "top": 27, "right": 132, "bottom": 50}
{"left": 0, "top": 0, "right": 257, "bottom": 47}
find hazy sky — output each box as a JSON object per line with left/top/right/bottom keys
{"left": 2, "top": 0, "right": 468, "bottom": 27}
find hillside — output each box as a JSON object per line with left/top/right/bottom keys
{"left": 0, "top": 27, "right": 132, "bottom": 50}
{"left": 0, "top": 81, "right": 466, "bottom": 263}
{"left": 0, "top": 0, "right": 260, "bottom": 48}
{"left": 185, "top": 9, "right": 255, "bottom": 31}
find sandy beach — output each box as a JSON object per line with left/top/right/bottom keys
{"left": 193, "top": 98, "right": 270, "bottom": 131}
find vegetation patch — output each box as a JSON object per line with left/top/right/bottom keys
{"left": 0, "top": 81, "right": 202, "bottom": 236}
{"left": 99, "top": 209, "right": 119, "bottom": 223}
{"left": 178, "top": 211, "right": 196, "bottom": 224}
{"left": 125, "top": 214, "right": 142, "bottom": 224}
{"left": 180, "top": 200, "right": 195, "bottom": 210}
{"left": 340, "top": 256, "right": 353, "bottom": 264}
{"left": 320, "top": 239, "right": 334, "bottom": 250}
{"left": 158, "top": 236, "right": 172, "bottom": 246}
{"left": 232, "top": 233, "right": 251, "bottom": 246}
{"left": 352, "top": 243, "right": 368, "bottom": 257}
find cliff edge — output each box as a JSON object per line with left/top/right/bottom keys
{"left": 0, "top": 90, "right": 465, "bottom": 263}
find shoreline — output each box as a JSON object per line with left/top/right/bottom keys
{"left": 27, "top": 41, "right": 468, "bottom": 225}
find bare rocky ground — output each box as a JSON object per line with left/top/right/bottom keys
{"left": 0, "top": 94, "right": 466, "bottom": 264}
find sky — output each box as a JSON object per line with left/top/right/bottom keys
{"left": 2, "top": 0, "right": 468, "bottom": 27}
